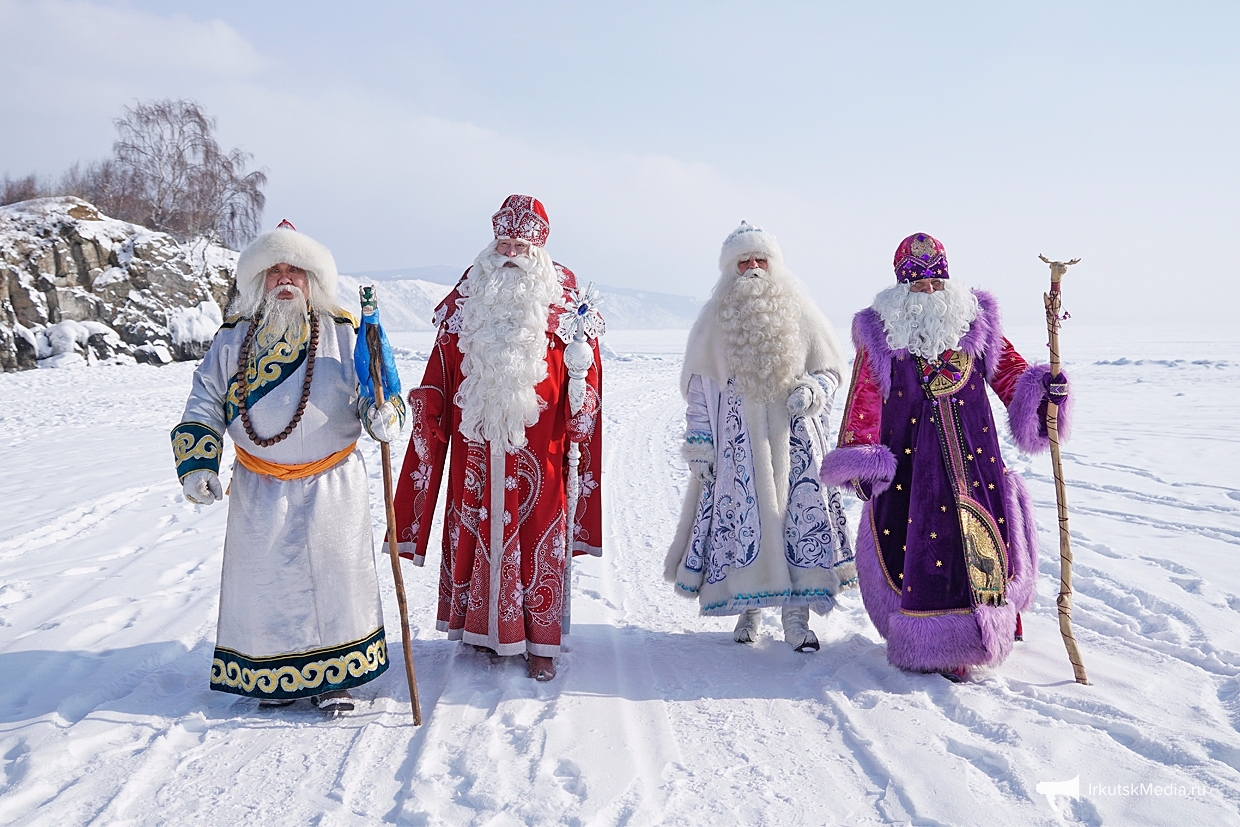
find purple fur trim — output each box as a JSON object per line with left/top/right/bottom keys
{"left": 958, "top": 290, "right": 1005, "bottom": 382}
{"left": 887, "top": 611, "right": 988, "bottom": 672}
{"left": 1008, "top": 364, "right": 1073, "bottom": 454}
{"left": 1003, "top": 471, "right": 1039, "bottom": 613}
{"left": 878, "top": 473, "right": 1036, "bottom": 673}
{"left": 854, "top": 501, "right": 900, "bottom": 639}
{"left": 851, "top": 308, "right": 894, "bottom": 398}
{"left": 820, "top": 444, "right": 897, "bottom": 492}
{"left": 886, "top": 602, "right": 1016, "bottom": 672}
{"left": 975, "top": 602, "right": 1018, "bottom": 667}
{"left": 853, "top": 290, "right": 1005, "bottom": 395}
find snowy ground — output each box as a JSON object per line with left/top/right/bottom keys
{"left": 0, "top": 323, "right": 1238, "bottom": 826}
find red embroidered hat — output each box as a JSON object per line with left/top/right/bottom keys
{"left": 492, "top": 194, "right": 550, "bottom": 247}
{"left": 893, "top": 232, "right": 949, "bottom": 282}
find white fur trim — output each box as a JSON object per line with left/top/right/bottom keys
{"left": 665, "top": 477, "right": 703, "bottom": 583}
{"left": 681, "top": 440, "right": 716, "bottom": 464}
{"left": 682, "top": 262, "right": 847, "bottom": 398}
{"left": 788, "top": 379, "right": 827, "bottom": 418}
{"left": 719, "top": 221, "right": 784, "bottom": 272}
{"left": 234, "top": 227, "right": 339, "bottom": 307}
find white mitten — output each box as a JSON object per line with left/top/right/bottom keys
{"left": 787, "top": 380, "right": 826, "bottom": 418}
{"left": 688, "top": 458, "right": 715, "bottom": 483}
{"left": 183, "top": 469, "right": 223, "bottom": 505}
{"left": 367, "top": 400, "right": 401, "bottom": 443}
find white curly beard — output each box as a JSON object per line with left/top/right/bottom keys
{"left": 871, "top": 279, "right": 980, "bottom": 359}
{"left": 455, "top": 243, "right": 562, "bottom": 453}
{"left": 228, "top": 274, "right": 333, "bottom": 322}
{"left": 254, "top": 286, "right": 308, "bottom": 346}
{"left": 717, "top": 263, "right": 804, "bottom": 401}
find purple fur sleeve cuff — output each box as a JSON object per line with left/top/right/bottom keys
{"left": 820, "top": 444, "right": 898, "bottom": 494}
{"left": 1008, "top": 364, "right": 1072, "bottom": 454}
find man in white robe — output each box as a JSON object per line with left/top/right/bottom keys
{"left": 665, "top": 222, "right": 855, "bottom": 651}
{"left": 172, "top": 220, "right": 404, "bottom": 713}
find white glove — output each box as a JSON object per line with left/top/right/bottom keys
{"left": 688, "top": 458, "right": 715, "bottom": 483}
{"left": 367, "top": 400, "right": 401, "bottom": 443}
{"left": 787, "top": 381, "right": 825, "bottom": 418}
{"left": 183, "top": 469, "right": 223, "bottom": 505}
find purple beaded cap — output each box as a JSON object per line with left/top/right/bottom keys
{"left": 893, "top": 232, "right": 950, "bottom": 283}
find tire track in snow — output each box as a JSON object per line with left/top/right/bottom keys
{"left": 601, "top": 360, "right": 919, "bottom": 825}
{"left": 1057, "top": 558, "right": 1240, "bottom": 678}
{"left": 0, "top": 485, "right": 163, "bottom": 559}
{"left": 386, "top": 358, "right": 688, "bottom": 825}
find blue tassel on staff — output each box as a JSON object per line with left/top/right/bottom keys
{"left": 356, "top": 286, "right": 401, "bottom": 404}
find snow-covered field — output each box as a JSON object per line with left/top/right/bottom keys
{"left": 0, "top": 323, "right": 1238, "bottom": 826}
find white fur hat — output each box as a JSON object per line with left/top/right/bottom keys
{"left": 233, "top": 220, "right": 338, "bottom": 302}
{"left": 719, "top": 221, "right": 784, "bottom": 272}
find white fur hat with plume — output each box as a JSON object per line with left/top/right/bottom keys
{"left": 719, "top": 221, "right": 784, "bottom": 273}
{"left": 233, "top": 219, "right": 338, "bottom": 303}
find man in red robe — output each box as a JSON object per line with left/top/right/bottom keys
{"left": 392, "top": 195, "right": 603, "bottom": 681}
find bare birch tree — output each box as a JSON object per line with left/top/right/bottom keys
{"left": 111, "top": 100, "right": 268, "bottom": 247}
{"left": 54, "top": 99, "right": 267, "bottom": 248}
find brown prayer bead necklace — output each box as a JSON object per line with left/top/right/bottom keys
{"left": 237, "top": 313, "right": 319, "bottom": 447}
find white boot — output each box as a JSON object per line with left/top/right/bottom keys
{"left": 733, "top": 608, "right": 762, "bottom": 643}
{"left": 782, "top": 605, "right": 819, "bottom": 652}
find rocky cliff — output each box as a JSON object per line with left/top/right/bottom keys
{"left": 0, "top": 197, "right": 237, "bottom": 371}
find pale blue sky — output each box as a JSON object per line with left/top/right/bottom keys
{"left": 2, "top": 0, "right": 1236, "bottom": 325}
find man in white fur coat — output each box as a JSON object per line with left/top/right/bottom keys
{"left": 665, "top": 222, "right": 856, "bottom": 651}
{"left": 172, "top": 220, "right": 404, "bottom": 714}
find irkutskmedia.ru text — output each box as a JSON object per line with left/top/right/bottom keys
{"left": 1087, "top": 782, "right": 1206, "bottom": 797}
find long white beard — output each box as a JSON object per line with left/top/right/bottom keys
{"left": 455, "top": 244, "right": 563, "bottom": 452}
{"left": 228, "top": 275, "right": 333, "bottom": 321}
{"left": 872, "top": 280, "right": 980, "bottom": 359}
{"left": 716, "top": 263, "right": 804, "bottom": 401}
{"left": 256, "top": 285, "right": 309, "bottom": 346}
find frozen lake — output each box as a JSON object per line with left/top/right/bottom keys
{"left": 0, "top": 322, "right": 1237, "bottom": 825}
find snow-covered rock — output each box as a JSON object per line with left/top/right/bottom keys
{"left": 0, "top": 196, "right": 237, "bottom": 371}
{"left": 168, "top": 300, "right": 224, "bottom": 359}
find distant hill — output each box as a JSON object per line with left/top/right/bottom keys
{"left": 592, "top": 283, "right": 702, "bottom": 330}
{"left": 335, "top": 275, "right": 451, "bottom": 332}
{"left": 345, "top": 265, "right": 463, "bottom": 285}
{"left": 338, "top": 269, "right": 703, "bottom": 331}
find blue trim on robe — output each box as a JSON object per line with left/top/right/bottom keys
{"left": 209, "top": 626, "right": 388, "bottom": 700}
{"left": 170, "top": 421, "right": 223, "bottom": 481}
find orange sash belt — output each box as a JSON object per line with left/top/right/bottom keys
{"left": 234, "top": 442, "right": 357, "bottom": 481}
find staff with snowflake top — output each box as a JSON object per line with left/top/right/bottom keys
{"left": 391, "top": 195, "right": 604, "bottom": 683}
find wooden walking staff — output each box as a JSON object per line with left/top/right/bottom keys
{"left": 1038, "top": 254, "right": 1089, "bottom": 686}
{"left": 360, "top": 285, "right": 423, "bottom": 724}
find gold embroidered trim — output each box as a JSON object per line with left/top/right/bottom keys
{"left": 172, "top": 428, "right": 221, "bottom": 465}
{"left": 211, "top": 633, "right": 386, "bottom": 696}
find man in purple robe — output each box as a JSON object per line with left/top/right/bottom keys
{"left": 820, "top": 233, "right": 1071, "bottom": 680}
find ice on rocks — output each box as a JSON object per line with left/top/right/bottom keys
{"left": 0, "top": 195, "right": 238, "bottom": 372}
{"left": 168, "top": 301, "right": 223, "bottom": 347}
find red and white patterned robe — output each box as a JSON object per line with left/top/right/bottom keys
{"left": 392, "top": 264, "right": 603, "bottom": 657}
